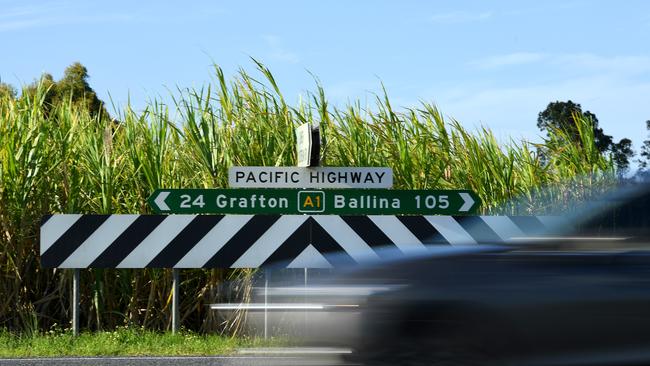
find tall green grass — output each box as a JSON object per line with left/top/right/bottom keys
{"left": 0, "top": 327, "right": 282, "bottom": 357}
{"left": 0, "top": 61, "right": 614, "bottom": 334}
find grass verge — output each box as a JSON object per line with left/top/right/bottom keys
{"left": 0, "top": 327, "right": 282, "bottom": 358}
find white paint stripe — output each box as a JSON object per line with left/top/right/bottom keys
{"left": 425, "top": 216, "right": 477, "bottom": 245}
{"left": 368, "top": 215, "right": 426, "bottom": 254}
{"left": 287, "top": 244, "right": 333, "bottom": 268}
{"left": 59, "top": 215, "right": 139, "bottom": 268}
{"left": 238, "top": 347, "right": 353, "bottom": 354}
{"left": 117, "top": 215, "right": 195, "bottom": 268}
{"left": 232, "top": 215, "right": 308, "bottom": 268}
{"left": 265, "top": 286, "right": 397, "bottom": 296}
{"left": 313, "top": 216, "right": 379, "bottom": 261}
{"left": 537, "top": 215, "right": 566, "bottom": 232}
{"left": 175, "top": 215, "right": 254, "bottom": 268}
{"left": 480, "top": 216, "right": 526, "bottom": 242}
{"left": 40, "top": 214, "right": 82, "bottom": 254}
{"left": 211, "top": 303, "right": 328, "bottom": 310}
{"left": 510, "top": 236, "right": 630, "bottom": 241}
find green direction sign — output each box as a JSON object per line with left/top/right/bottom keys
{"left": 148, "top": 189, "right": 480, "bottom": 215}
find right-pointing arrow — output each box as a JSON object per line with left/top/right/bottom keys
{"left": 459, "top": 192, "right": 475, "bottom": 212}
{"left": 154, "top": 191, "right": 171, "bottom": 211}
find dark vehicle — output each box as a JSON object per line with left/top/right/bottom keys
{"left": 262, "top": 184, "right": 650, "bottom": 366}
{"left": 344, "top": 244, "right": 650, "bottom": 366}
{"left": 345, "top": 184, "right": 650, "bottom": 365}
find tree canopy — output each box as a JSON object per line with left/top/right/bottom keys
{"left": 611, "top": 138, "right": 634, "bottom": 174}
{"left": 537, "top": 100, "right": 612, "bottom": 153}
{"left": 537, "top": 100, "right": 633, "bottom": 175}
{"left": 638, "top": 121, "right": 650, "bottom": 170}
{"left": 19, "top": 62, "right": 110, "bottom": 120}
{"left": 0, "top": 81, "right": 17, "bottom": 100}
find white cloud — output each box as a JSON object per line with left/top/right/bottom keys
{"left": 469, "top": 52, "right": 650, "bottom": 76}
{"left": 0, "top": 4, "right": 51, "bottom": 20}
{"left": 319, "top": 52, "right": 650, "bottom": 147}
{"left": 430, "top": 11, "right": 493, "bottom": 24}
{"left": 551, "top": 54, "right": 650, "bottom": 75}
{"left": 262, "top": 35, "right": 300, "bottom": 64}
{"left": 433, "top": 75, "right": 650, "bottom": 145}
{"left": 471, "top": 52, "right": 547, "bottom": 69}
{"left": 0, "top": 1, "right": 133, "bottom": 32}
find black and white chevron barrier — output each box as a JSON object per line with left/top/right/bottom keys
{"left": 40, "top": 214, "right": 564, "bottom": 269}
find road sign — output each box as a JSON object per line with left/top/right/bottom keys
{"left": 295, "top": 123, "right": 320, "bottom": 167}
{"left": 148, "top": 189, "right": 480, "bottom": 215}
{"left": 229, "top": 166, "right": 392, "bottom": 188}
{"left": 40, "top": 214, "right": 565, "bottom": 268}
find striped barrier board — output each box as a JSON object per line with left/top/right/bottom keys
{"left": 40, "top": 214, "right": 565, "bottom": 269}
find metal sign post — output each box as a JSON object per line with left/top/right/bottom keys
{"left": 172, "top": 269, "right": 180, "bottom": 334}
{"left": 304, "top": 267, "right": 308, "bottom": 334}
{"left": 72, "top": 268, "right": 80, "bottom": 336}
{"left": 69, "top": 268, "right": 181, "bottom": 335}
{"left": 264, "top": 270, "right": 269, "bottom": 339}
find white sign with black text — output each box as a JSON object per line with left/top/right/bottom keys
{"left": 228, "top": 166, "right": 393, "bottom": 188}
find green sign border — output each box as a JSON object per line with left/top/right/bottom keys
{"left": 148, "top": 189, "right": 480, "bottom": 215}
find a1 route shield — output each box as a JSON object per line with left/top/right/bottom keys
{"left": 148, "top": 189, "right": 480, "bottom": 215}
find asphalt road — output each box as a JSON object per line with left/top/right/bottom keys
{"left": 0, "top": 349, "right": 355, "bottom": 366}
{"left": 0, "top": 355, "right": 352, "bottom": 366}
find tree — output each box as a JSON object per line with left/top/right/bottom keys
{"left": 537, "top": 100, "right": 612, "bottom": 153}
{"left": 21, "top": 73, "right": 57, "bottom": 109}
{"left": 56, "top": 62, "right": 109, "bottom": 119}
{"left": 20, "top": 62, "right": 109, "bottom": 120}
{"left": 611, "top": 138, "right": 634, "bottom": 175}
{"left": 537, "top": 100, "right": 633, "bottom": 174}
{"left": 0, "top": 81, "right": 17, "bottom": 100}
{"left": 638, "top": 121, "right": 650, "bottom": 170}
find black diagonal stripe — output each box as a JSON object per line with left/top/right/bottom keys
{"left": 90, "top": 215, "right": 166, "bottom": 268}
{"left": 261, "top": 219, "right": 311, "bottom": 268}
{"left": 203, "top": 215, "right": 280, "bottom": 268}
{"left": 41, "top": 215, "right": 110, "bottom": 267}
{"left": 341, "top": 216, "right": 401, "bottom": 258}
{"left": 509, "top": 216, "right": 547, "bottom": 236}
{"left": 41, "top": 215, "right": 53, "bottom": 226}
{"left": 310, "top": 218, "right": 356, "bottom": 267}
{"left": 454, "top": 216, "right": 503, "bottom": 244}
{"left": 396, "top": 216, "right": 448, "bottom": 245}
{"left": 147, "top": 215, "right": 224, "bottom": 268}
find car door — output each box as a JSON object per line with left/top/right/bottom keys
{"left": 499, "top": 250, "right": 629, "bottom": 358}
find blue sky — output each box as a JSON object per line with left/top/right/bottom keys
{"left": 2, "top": 0, "right": 649, "bottom": 148}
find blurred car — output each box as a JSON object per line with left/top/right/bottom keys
{"left": 342, "top": 244, "right": 650, "bottom": 365}
{"left": 242, "top": 183, "right": 650, "bottom": 365}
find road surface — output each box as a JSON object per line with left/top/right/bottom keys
{"left": 0, "top": 349, "right": 353, "bottom": 366}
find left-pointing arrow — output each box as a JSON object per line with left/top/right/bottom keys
{"left": 154, "top": 191, "right": 171, "bottom": 211}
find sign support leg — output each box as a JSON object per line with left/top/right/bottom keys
{"left": 304, "top": 268, "right": 308, "bottom": 334}
{"left": 72, "top": 268, "right": 80, "bottom": 336}
{"left": 172, "top": 268, "right": 180, "bottom": 334}
{"left": 264, "top": 269, "right": 269, "bottom": 339}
